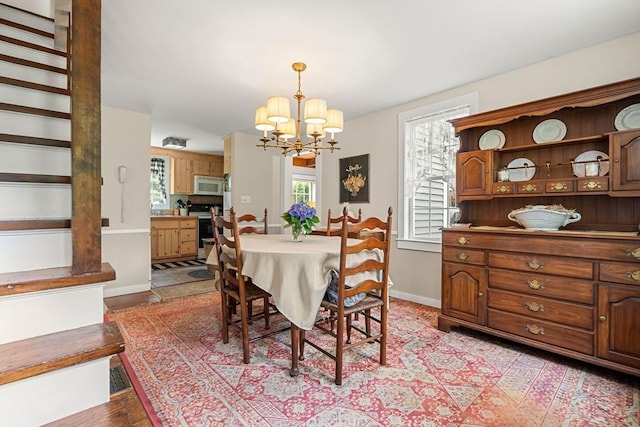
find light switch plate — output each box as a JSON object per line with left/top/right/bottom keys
{"left": 240, "top": 195, "right": 251, "bottom": 203}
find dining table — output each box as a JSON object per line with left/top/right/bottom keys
{"left": 206, "top": 232, "right": 385, "bottom": 377}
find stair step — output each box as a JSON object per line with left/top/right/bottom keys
{"left": 0, "top": 34, "right": 65, "bottom": 57}
{"left": 0, "top": 321, "right": 124, "bottom": 386}
{"left": 0, "top": 133, "right": 70, "bottom": 148}
{"left": 0, "top": 102, "right": 70, "bottom": 119}
{"left": 0, "top": 172, "right": 70, "bottom": 184}
{"left": 0, "top": 218, "right": 110, "bottom": 232}
{"left": 0, "top": 53, "right": 67, "bottom": 74}
{"left": 43, "top": 387, "right": 152, "bottom": 427}
{"left": 0, "top": 17, "right": 54, "bottom": 40}
{"left": 0, "top": 262, "right": 116, "bottom": 297}
{"left": 0, "top": 76, "right": 69, "bottom": 95}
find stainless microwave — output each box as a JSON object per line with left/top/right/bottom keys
{"left": 193, "top": 175, "right": 223, "bottom": 195}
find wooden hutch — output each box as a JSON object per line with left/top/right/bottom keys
{"left": 438, "top": 78, "right": 640, "bottom": 377}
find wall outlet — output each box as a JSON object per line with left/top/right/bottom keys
{"left": 240, "top": 195, "right": 251, "bottom": 203}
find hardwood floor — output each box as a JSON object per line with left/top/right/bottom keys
{"left": 104, "top": 291, "right": 160, "bottom": 311}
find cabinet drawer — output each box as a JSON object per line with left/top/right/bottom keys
{"left": 180, "top": 241, "right": 196, "bottom": 255}
{"left": 443, "top": 247, "right": 485, "bottom": 265}
{"left": 516, "top": 181, "right": 543, "bottom": 194}
{"left": 151, "top": 218, "right": 179, "bottom": 230}
{"left": 181, "top": 218, "right": 197, "bottom": 229}
{"left": 488, "top": 289, "right": 593, "bottom": 329}
{"left": 488, "top": 309, "right": 594, "bottom": 355}
{"left": 577, "top": 177, "right": 608, "bottom": 192}
{"left": 492, "top": 183, "right": 514, "bottom": 195}
{"left": 488, "top": 252, "right": 593, "bottom": 279}
{"left": 181, "top": 229, "right": 196, "bottom": 241}
{"left": 489, "top": 269, "right": 594, "bottom": 304}
{"left": 599, "top": 262, "right": 640, "bottom": 286}
{"left": 545, "top": 180, "right": 574, "bottom": 193}
{"left": 442, "top": 232, "right": 495, "bottom": 249}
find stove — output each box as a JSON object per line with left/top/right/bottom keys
{"left": 188, "top": 204, "right": 223, "bottom": 248}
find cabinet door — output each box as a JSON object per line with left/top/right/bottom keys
{"left": 597, "top": 284, "right": 640, "bottom": 369}
{"left": 157, "top": 229, "right": 180, "bottom": 258}
{"left": 192, "top": 159, "right": 211, "bottom": 176}
{"left": 611, "top": 130, "right": 640, "bottom": 192}
{"left": 442, "top": 262, "right": 487, "bottom": 325}
{"left": 456, "top": 150, "right": 492, "bottom": 200}
{"left": 171, "top": 158, "right": 192, "bottom": 194}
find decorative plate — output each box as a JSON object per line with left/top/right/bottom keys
{"left": 614, "top": 103, "right": 640, "bottom": 131}
{"left": 572, "top": 150, "right": 609, "bottom": 177}
{"left": 479, "top": 129, "right": 506, "bottom": 150}
{"left": 507, "top": 157, "right": 536, "bottom": 182}
{"left": 533, "top": 119, "right": 567, "bottom": 143}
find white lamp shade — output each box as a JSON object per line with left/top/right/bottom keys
{"left": 304, "top": 98, "right": 327, "bottom": 124}
{"left": 323, "top": 109, "right": 343, "bottom": 133}
{"left": 255, "top": 106, "right": 276, "bottom": 131}
{"left": 306, "top": 123, "right": 325, "bottom": 138}
{"left": 280, "top": 118, "right": 296, "bottom": 139}
{"left": 266, "top": 96, "right": 291, "bottom": 123}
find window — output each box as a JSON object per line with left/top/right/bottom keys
{"left": 291, "top": 175, "right": 316, "bottom": 205}
{"left": 150, "top": 156, "right": 170, "bottom": 210}
{"left": 397, "top": 93, "right": 478, "bottom": 252}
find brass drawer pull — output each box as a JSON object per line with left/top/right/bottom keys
{"left": 524, "top": 302, "right": 544, "bottom": 312}
{"left": 625, "top": 248, "right": 640, "bottom": 260}
{"left": 457, "top": 252, "right": 469, "bottom": 261}
{"left": 525, "top": 324, "right": 544, "bottom": 335}
{"left": 521, "top": 184, "right": 537, "bottom": 192}
{"left": 582, "top": 180, "right": 601, "bottom": 190}
{"left": 626, "top": 270, "right": 640, "bottom": 282}
{"left": 496, "top": 185, "right": 510, "bottom": 193}
{"left": 457, "top": 237, "right": 470, "bottom": 245}
{"left": 550, "top": 182, "right": 567, "bottom": 191}
{"left": 525, "top": 259, "right": 544, "bottom": 270}
{"left": 526, "top": 279, "right": 545, "bottom": 290}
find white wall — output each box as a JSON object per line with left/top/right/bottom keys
{"left": 228, "top": 33, "right": 640, "bottom": 308}
{"left": 101, "top": 106, "right": 153, "bottom": 296}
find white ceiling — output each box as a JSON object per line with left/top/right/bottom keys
{"left": 101, "top": 1, "right": 640, "bottom": 155}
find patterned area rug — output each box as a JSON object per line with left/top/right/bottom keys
{"left": 106, "top": 293, "right": 639, "bottom": 426}
{"left": 151, "top": 280, "right": 216, "bottom": 301}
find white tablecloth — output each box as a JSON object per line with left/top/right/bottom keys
{"left": 206, "top": 234, "right": 385, "bottom": 330}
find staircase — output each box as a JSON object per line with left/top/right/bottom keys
{"left": 0, "top": 2, "right": 149, "bottom": 425}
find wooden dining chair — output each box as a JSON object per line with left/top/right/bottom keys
{"left": 236, "top": 208, "right": 269, "bottom": 321}
{"left": 310, "top": 208, "right": 362, "bottom": 237}
{"left": 213, "top": 206, "right": 273, "bottom": 364}
{"left": 300, "top": 207, "right": 393, "bottom": 385}
{"left": 237, "top": 208, "right": 268, "bottom": 235}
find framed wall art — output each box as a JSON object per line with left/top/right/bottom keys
{"left": 339, "top": 154, "right": 369, "bottom": 203}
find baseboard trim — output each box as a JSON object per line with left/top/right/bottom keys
{"left": 389, "top": 289, "right": 441, "bottom": 309}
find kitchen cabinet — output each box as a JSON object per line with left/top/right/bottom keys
{"left": 151, "top": 217, "right": 197, "bottom": 263}
{"left": 171, "top": 157, "right": 192, "bottom": 194}
{"left": 439, "top": 78, "right": 640, "bottom": 378}
{"left": 151, "top": 147, "right": 224, "bottom": 195}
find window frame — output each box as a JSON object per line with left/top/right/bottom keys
{"left": 396, "top": 92, "right": 479, "bottom": 253}
{"left": 150, "top": 155, "right": 171, "bottom": 210}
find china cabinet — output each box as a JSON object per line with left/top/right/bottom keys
{"left": 439, "top": 78, "right": 640, "bottom": 377}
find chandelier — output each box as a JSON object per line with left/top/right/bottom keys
{"left": 255, "top": 62, "right": 343, "bottom": 156}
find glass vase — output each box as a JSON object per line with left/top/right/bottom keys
{"left": 291, "top": 223, "right": 304, "bottom": 242}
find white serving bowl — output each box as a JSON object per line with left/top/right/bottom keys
{"left": 508, "top": 205, "right": 581, "bottom": 231}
